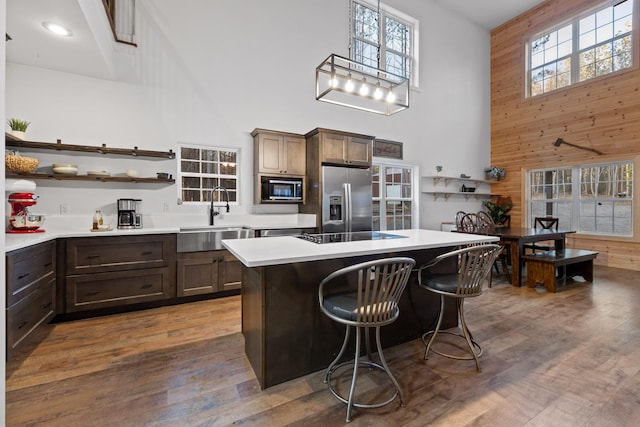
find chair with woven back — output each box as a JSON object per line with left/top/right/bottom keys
{"left": 475, "top": 211, "right": 511, "bottom": 286}
{"left": 524, "top": 216, "right": 560, "bottom": 253}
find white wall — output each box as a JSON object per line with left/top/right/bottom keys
{"left": 5, "top": 0, "right": 491, "bottom": 229}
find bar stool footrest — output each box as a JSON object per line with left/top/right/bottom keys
{"left": 325, "top": 360, "right": 402, "bottom": 409}
{"left": 421, "top": 330, "right": 483, "bottom": 361}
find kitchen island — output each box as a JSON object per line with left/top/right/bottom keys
{"left": 223, "top": 229, "right": 498, "bottom": 389}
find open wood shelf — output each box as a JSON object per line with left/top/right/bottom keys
{"left": 6, "top": 172, "right": 175, "bottom": 184}
{"left": 423, "top": 175, "right": 497, "bottom": 186}
{"left": 5, "top": 133, "right": 175, "bottom": 159}
{"left": 422, "top": 191, "right": 499, "bottom": 201}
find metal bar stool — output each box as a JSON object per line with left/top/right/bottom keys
{"left": 417, "top": 245, "right": 501, "bottom": 371}
{"left": 318, "top": 257, "right": 415, "bottom": 423}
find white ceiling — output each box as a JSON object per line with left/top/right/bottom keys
{"left": 434, "top": 0, "right": 547, "bottom": 29}
{"left": 5, "top": 0, "right": 547, "bottom": 80}
{"left": 6, "top": 0, "right": 113, "bottom": 79}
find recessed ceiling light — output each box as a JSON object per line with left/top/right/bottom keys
{"left": 42, "top": 22, "right": 73, "bottom": 37}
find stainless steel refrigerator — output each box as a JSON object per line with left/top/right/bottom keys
{"left": 321, "top": 165, "right": 372, "bottom": 233}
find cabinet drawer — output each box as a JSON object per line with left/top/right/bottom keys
{"left": 66, "top": 234, "right": 175, "bottom": 274}
{"left": 6, "top": 241, "right": 55, "bottom": 305}
{"left": 6, "top": 277, "right": 55, "bottom": 356}
{"left": 66, "top": 267, "right": 173, "bottom": 312}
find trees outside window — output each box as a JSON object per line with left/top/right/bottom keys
{"left": 527, "top": 161, "right": 633, "bottom": 236}
{"left": 179, "top": 145, "right": 238, "bottom": 204}
{"left": 528, "top": 0, "right": 633, "bottom": 97}
{"left": 351, "top": 0, "right": 417, "bottom": 85}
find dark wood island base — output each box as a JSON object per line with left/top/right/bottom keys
{"left": 241, "top": 247, "right": 460, "bottom": 389}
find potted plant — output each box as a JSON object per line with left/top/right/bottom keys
{"left": 483, "top": 196, "right": 513, "bottom": 226}
{"left": 435, "top": 165, "right": 443, "bottom": 176}
{"left": 484, "top": 166, "right": 506, "bottom": 181}
{"left": 7, "top": 118, "right": 31, "bottom": 140}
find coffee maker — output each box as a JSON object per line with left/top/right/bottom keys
{"left": 117, "top": 198, "right": 142, "bottom": 229}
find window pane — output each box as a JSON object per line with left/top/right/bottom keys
{"left": 353, "top": 2, "right": 378, "bottom": 43}
{"left": 386, "top": 17, "right": 409, "bottom": 52}
{"left": 181, "top": 160, "right": 199, "bottom": 173}
{"left": 350, "top": 1, "right": 415, "bottom": 83}
{"left": 179, "top": 146, "right": 239, "bottom": 204}
{"left": 181, "top": 147, "right": 199, "bottom": 160}
{"left": 530, "top": 1, "right": 634, "bottom": 96}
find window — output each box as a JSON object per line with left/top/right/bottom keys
{"left": 527, "top": 161, "right": 633, "bottom": 236}
{"left": 528, "top": 0, "right": 633, "bottom": 97}
{"left": 372, "top": 164, "right": 415, "bottom": 231}
{"left": 351, "top": 0, "right": 418, "bottom": 86}
{"left": 178, "top": 145, "right": 239, "bottom": 204}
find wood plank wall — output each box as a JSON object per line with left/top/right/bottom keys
{"left": 490, "top": 0, "right": 640, "bottom": 271}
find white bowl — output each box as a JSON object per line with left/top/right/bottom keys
{"left": 52, "top": 165, "right": 78, "bottom": 175}
{"left": 126, "top": 169, "right": 139, "bottom": 178}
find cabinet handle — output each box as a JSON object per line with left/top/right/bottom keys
{"left": 141, "top": 284, "right": 152, "bottom": 289}
{"left": 17, "top": 321, "right": 28, "bottom": 330}
{"left": 141, "top": 251, "right": 153, "bottom": 256}
{"left": 42, "top": 302, "right": 52, "bottom": 310}
{"left": 17, "top": 273, "right": 30, "bottom": 280}
{"left": 87, "top": 255, "right": 100, "bottom": 259}
{"left": 213, "top": 258, "right": 218, "bottom": 263}
{"left": 85, "top": 291, "right": 101, "bottom": 296}
{"left": 44, "top": 262, "right": 53, "bottom": 267}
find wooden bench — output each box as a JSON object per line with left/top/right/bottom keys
{"left": 521, "top": 249, "right": 599, "bottom": 293}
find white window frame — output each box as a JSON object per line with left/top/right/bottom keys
{"left": 177, "top": 143, "right": 240, "bottom": 206}
{"left": 526, "top": 160, "right": 634, "bottom": 237}
{"left": 372, "top": 162, "right": 419, "bottom": 231}
{"left": 351, "top": 0, "right": 420, "bottom": 88}
{"left": 526, "top": 0, "right": 635, "bottom": 97}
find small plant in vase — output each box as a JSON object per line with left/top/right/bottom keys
{"left": 484, "top": 166, "right": 506, "bottom": 181}
{"left": 435, "top": 165, "right": 443, "bottom": 176}
{"left": 7, "top": 118, "right": 31, "bottom": 140}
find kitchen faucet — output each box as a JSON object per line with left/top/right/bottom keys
{"left": 209, "top": 186, "right": 230, "bottom": 225}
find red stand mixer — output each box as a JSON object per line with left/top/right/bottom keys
{"left": 7, "top": 192, "right": 46, "bottom": 233}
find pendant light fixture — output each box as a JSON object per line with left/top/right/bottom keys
{"left": 315, "top": 0, "right": 409, "bottom": 115}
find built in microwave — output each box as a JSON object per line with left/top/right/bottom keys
{"left": 260, "top": 176, "right": 304, "bottom": 203}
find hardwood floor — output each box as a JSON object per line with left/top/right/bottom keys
{"left": 6, "top": 266, "right": 640, "bottom": 426}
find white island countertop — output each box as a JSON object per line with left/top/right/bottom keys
{"left": 222, "top": 229, "right": 499, "bottom": 267}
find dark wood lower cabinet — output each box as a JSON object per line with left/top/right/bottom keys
{"left": 62, "top": 234, "right": 177, "bottom": 315}
{"left": 6, "top": 241, "right": 56, "bottom": 359}
{"left": 177, "top": 250, "right": 242, "bottom": 297}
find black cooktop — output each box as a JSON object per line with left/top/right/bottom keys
{"left": 295, "top": 231, "right": 408, "bottom": 244}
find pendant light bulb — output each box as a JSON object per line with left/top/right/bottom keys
{"left": 386, "top": 90, "right": 396, "bottom": 103}
{"left": 359, "top": 79, "right": 369, "bottom": 96}
{"left": 345, "top": 75, "right": 355, "bottom": 93}
{"left": 329, "top": 74, "right": 339, "bottom": 88}
{"left": 373, "top": 83, "right": 383, "bottom": 100}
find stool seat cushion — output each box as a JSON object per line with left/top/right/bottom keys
{"left": 420, "top": 273, "right": 459, "bottom": 294}
{"left": 323, "top": 292, "right": 395, "bottom": 322}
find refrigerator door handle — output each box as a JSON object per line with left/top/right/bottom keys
{"left": 344, "top": 183, "right": 352, "bottom": 233}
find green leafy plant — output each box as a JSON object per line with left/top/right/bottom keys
{"left": 483, "top": 196, "right": 513, "bottom": 225}
{"left": 435, "top": 165, "right": 443, "bottom": 173}
{"left": 7, "top": 118, "right": 30, "bottom": 132}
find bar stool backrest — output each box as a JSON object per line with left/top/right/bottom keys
{"left": 418, "top": 245, "right": 502, "bottom": 297}
{"left": 319, "top": 257, "right": 415, "bottom": 326}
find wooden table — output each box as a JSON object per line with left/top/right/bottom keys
{"left": 494, "top": 227, "right": 576, "bottom": 287}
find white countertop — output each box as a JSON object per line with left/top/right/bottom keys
{"left": 4, "top": 213, "right": 316, "bottom": 253}
{"left": 222, "top": 229, "right": 499, "bottom": 267}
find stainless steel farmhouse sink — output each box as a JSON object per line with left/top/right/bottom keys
{"left": 177, "top": 226, "right": 255, "bottom": 252}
